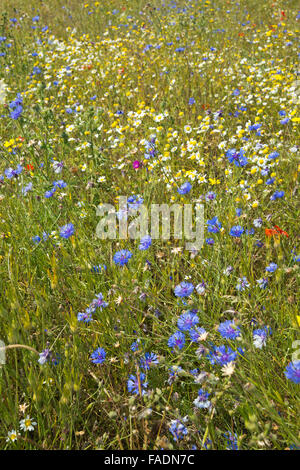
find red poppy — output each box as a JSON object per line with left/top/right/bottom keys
{"left": 273, "top": 225, "right": 289, "bottom": 237}
{"left": 265, "top": 228, "right": 278, "bottom": 237}
{"left": 265, "top": 226, "right": 288, "bottom": 238}
{"left": 26, "top": 164, "right": 34, "bottom": 171}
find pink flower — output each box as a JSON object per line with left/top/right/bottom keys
{"left": 133, "top": 160, "right": 142, "bottom": 169}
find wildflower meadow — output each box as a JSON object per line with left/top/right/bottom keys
{"left": 0, "top": 0, "right": 299, "bottom": 452}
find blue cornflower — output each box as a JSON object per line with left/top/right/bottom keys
{"left": 205, "top": 237, "right": 215, "bottom": 245}
{"left": 193, "top": 389, "right": 211, "bottom": 409}
{"left": 5, "top": 168, "right": 15, "bottom": 179}
{"left": 169, "top": 419, "right": 188, "bottom": 441}
{"left": 253, "top": 326, "right": 272, "bottom": 349}
{"left": 174, "top": 281, "right": 194, "bottom": 297}
{"left": 268, "top": 151, "right": 279, "bottom": 160}
{"left": 42, "top": 231, "right": 49, "bottom": 241}
{"left": 270, "top": 190, "right": 284, "bottom": 200}
{"left": 177, "top": 311, "right": 199, "bottom": 331}
{"left": 257, "top": 278, "right": 268, "bottom": 289}
{"left": 5, "top": 165, "right": 22, "bottom": 179}
{"left": 53, "top": 180, "right": 67, "bottom": 189}
{"left": 177, "top": 182, "right": 192, "bottom": 194}
{"left": 226, "top": 148, "right": 248, "bottom": 167}
{"left": 266, "top": 177, "right": 275, "bottom": 185}
{"left": 207, "top": 216, "right": 222, "bottom": 233}
{"left": 127, "top": 373, "right": 148, "bottom": 395}
{"left": 224, "top": 432, "right": 238, "bottom": 450}
{"left": 168, "top": 366, "right": 183, "bottom": 384}
{"left": 205, "top": 191, "right": 216, "bottom": 201}
{"left": 188, "top": 97, "right": 195, "bottom": 105}
{"left": 90, "top": 293, "right": 108, "bottom": 310}
{"left": 140, "top": 352, "right": 159, "bottom": 370}
{"left": 45, "top": 188, "right": 56, "bottom": 198}
{"left": 127, "top": 195, "right": 144, "bottom": 210}
{"left": 207, "top": 345, "right": 238, "bottom": 366}
{"left": 253, "top": 218, "right": 262, "bottom": 228}
{"left": 90, "top": 347, "right": 106, "bottom": 364}
{"left": 77, "top": 310, "right": 93, "bottom": 323}
{"left": 21, "top": 182, "right": 33, "bottom": 195}
{"left": 284, "top": 361, "right": 300, "bottom": 384}
{"left": 130, "top": 340, "right": 141, "bottom": 352}
{"left": 280, "top": 118, "right": 290, "bottom": 125}
{"left": 168, "top": 331, "right": 186, "bottom": 350}
{"left": 218, "top": 320, "right": 241, "bottom": 340}
{"left": 113, "top": 249, "right": 133, "bottom": 266}
{"left": 10, "top": 105, "right": 23, "bottom": 120}
{"left": 236, "top": 276, "right": 250, "bottom": 291}
{"left": 189, "top": 326, "right": 207, "bottom": 343}
{"left": 59, "top": 223, "right": 74, "bottom": 238}
{"left": 32, "top": 235, "right": 41, "bottom": 244}
{"left": 91, "top": 264, "right": 107, "bottom": 273}
{"left": 38, "top": 348, "right": 51, "bottom": 365}
{"left": 266, "top": 262, "right": 277, "bottom": 273}
{"left": 230, "top": 225, "right": 244, "bottom": 237}
{"left": 139, "top": 235, "right": 152, "bottom": 250}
